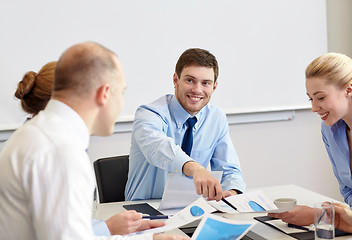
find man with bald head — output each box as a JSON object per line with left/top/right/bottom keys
{"left": 0, "top": 42, "right": 188, "bottom": 240}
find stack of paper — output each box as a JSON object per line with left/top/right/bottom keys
{"left": 158, "top": 171, "right": 222, "bottom": 211}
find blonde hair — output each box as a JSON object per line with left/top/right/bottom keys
{"left": 305, "top": 53, "right": 352, "bottom": 89}
{"left": 15, "top": 61, "right": 56, "bottom": 115}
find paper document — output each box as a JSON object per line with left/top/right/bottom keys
{"left": 136, "top": 197, "right": 217, "bottom": 235}
{"left": 158, "top": 171, "right": 222, "bottom": 210}
{"left": 191, "top": 214, "right": 256, "bottom": 240}
{"left": 208, "top": 190, "right": 278, "bottom": 213}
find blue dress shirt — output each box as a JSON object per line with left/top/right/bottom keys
{"left": 92, "top": 219, "right": 110, "bottom": 236}
{"left": 125, "top": 94, "right": 246, "bottom": 200}
{"left": 321, "top": 119, "right": 352, "bottom": 207}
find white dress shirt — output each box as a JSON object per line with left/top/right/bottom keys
{"left": 0, "top": 99, "right": 152, "bottom": 240}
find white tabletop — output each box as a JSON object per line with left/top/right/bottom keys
{"left": 95, "top": 184, "right": 350, "bottom": 239}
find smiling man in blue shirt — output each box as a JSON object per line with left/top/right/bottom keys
{"left": 125, "top": 48, "right": 245, "bottom": 201}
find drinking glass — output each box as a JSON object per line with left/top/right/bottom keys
{"left": 314, "top": 202, "right": 334, "bottom": 240}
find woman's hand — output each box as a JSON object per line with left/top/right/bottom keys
{"left": 268, "top": 205, "right": 314, "bottom": 226}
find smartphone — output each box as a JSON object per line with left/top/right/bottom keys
{"left": 123, "top": 203, "right": 163, "bottom": 215}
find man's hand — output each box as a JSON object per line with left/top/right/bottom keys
{"left": 105, "top": 210, "right": 165, "bottom": 235}
{"left": 183, "top": 161, "right": 223, "bottom": 201}
{"left": 268, "top": 205, "right": 314, "bottom": 226}
{"left": 222, "top": 189, "right": 238, "bottom": 198}
{"left": 137, "top": 220, "right": 165, "bottom": 232}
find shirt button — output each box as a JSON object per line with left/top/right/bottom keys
{"left": 161, "top": 163, "right": 164, "bottom": 167}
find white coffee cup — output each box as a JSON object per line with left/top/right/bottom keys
{"left": 274, "top": 198, "right": 297, "bottom": 211}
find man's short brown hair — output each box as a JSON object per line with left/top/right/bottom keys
{"left": 175, "top": 48, "right": 219, "bottom": 82}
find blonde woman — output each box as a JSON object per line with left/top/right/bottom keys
{"left": 269, "top": 53, "right": 352, "bottom": 229}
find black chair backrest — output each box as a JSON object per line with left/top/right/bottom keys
{"left": 93, "top": 155, "right": 129, "bottom": 203}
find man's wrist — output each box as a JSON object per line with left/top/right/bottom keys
{"left": 182, "top": 161, "right": 203, "bottom": 177}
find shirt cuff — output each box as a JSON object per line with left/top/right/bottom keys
{"left": 92, "top": 219, "right": 111, "bottom": 236}
{"left": 169, "top": 150, "right": 193, "bottom": 176}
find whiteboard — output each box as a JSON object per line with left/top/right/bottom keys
{"left": 0, "top": 0, "right": 327, "bottom": 130}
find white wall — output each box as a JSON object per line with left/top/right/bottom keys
{"left": 231, "top": 110, "right": 342, "bottom": 202}
{"left": 326, "top": 0, "right": 352, "bottom": 58}
{"left": 88, "top": 109, "right": 343, "bottom": 202}
{"left": 0, "top": 0, "right": 326, "bottom": 129}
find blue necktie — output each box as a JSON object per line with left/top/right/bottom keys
{"left": 181, "top": 117, "right": 197, "bottom": 156}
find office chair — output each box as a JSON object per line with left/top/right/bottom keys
{"left": 93, "top": 155, "right": 129, "bottom": 203}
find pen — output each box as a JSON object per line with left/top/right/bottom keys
{"left": 317, "top": 202, "right": 332, "bottom": 224}
{"left": 288, "top": 223, "right": 310, "bottom": 231}
{"left": 142, "top": 215, "right": 169, "bottom": 220}
{"left": 221, "top": 197, "right": 238, "bottom": 211}
{"left": 317, "top": 208, "right": 327, "bottom": 224}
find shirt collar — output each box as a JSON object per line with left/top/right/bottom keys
{"left": 331, "top": 119, "right": 345, "bottom": 133}
{"left": 45, "top": 99, "right": 90, "bottom": 150}
{"left": 170, "top": 95, "right": 205, "bottom": 129}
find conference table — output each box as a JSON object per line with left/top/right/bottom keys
{"left": 94, "top": 184, "right": 351, "bottom": 239}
